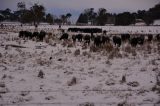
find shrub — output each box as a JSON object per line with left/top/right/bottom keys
{"left": 68, "top": 77, "right": 77, "bottom": 86}
{"left": 74, "top": 49, "right": 80, "bottom": 56}
{"left": 38, "top": 70, "right": 44, "bottom": 79}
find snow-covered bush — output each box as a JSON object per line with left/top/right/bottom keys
{"left": 74, "top": 49, "right": 80, "bottom": 56}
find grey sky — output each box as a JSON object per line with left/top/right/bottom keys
{"left": 0, "top": 0, "right": 159, "bottom": 22}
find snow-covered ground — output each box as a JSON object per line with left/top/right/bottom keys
{"left": 0, "top": 25, "right": 160, "bottom": 106}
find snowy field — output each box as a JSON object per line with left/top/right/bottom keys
{"left": 0, "top": 24, "right": 160, "bottom": 106}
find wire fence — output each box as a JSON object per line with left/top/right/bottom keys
{"left": 0, "top": 89, "right": 160, "bottom": 106}
{"left": 0, "top": 101, "right": 159, "bottom": 105}
{"left": 0, "top": 89, "right": 154, "bottom": 94}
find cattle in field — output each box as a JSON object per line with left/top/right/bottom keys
{"left": 94, "top": 36, "right": 102, "bottom": 47}
{"left": 68, "top": 28, "right": 102, "bottom": 33}
{"left": 101, "top": 36, "right": 110, "bottom": 45}
{"left": 156, "top": 34, "right": 160, "bottom": 41}
{"left": 60, "top": 33, "right": 69, "bottom": 40}
{"left": 72, "top": 35, "right": 76, "bottom": 43}
{"left": 103, "top": 30, "right": 107, "bottom": 35}
{"left": 26, "top": 31, "right": 32, "bottom": 39}
{"left": 83, "top": 35, "right": 91, "bottom": 45}
{"left": 39, "top": 30, "right": 46, "bottom": 41}
{"left": 130, "top": 35, "right": 145, "bottom": 47}
{"left": 19, "top": 31, "right": 32, "bottom": 39}
{"left": 121, "top": 34, "right": 130, "bottom": 41}
{"left": 113, "top": 36, "right": 121, "bottom": 47}
{"left": 147, "top": 34, "right": 153, "bottom": 42}
{"left": 32, "top": 32, "right": 39, "bottom": 39}
{"left": 19, "top": 31, "right": 25, "bottom": 38}
{"left": 19, "top": 30, "right": 47, "bottom": 41}
{"left": 90, "top": 32, "right": 95, "bottom": 41}
{"left": 76, "top": 34, "right": 83, "bottom": 42}
{"left": 130, "top": 37, "right": 138, "bottom": 47}
{"left": 1, "top": 24, "right": 4, "bottom": 29}
{"left": 137, "top": 36, "right": 145, "bottom": 45}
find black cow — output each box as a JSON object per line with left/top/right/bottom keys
{"left": 76, "top": 34, "right": 83, "bottom": 42}
{"left": 32, "top": 32, "right": 39, "bottom": 39}
{"left": 103, "top": 30, "right": 107, "bottom": 35}
{"left": 26, "top": 31, "right": 32, "bottom": 39}
{"left": 1, "top": 24, "right": 4, "bottom": 29}
{"left": 101, "top": 36, "right": 110, "bottom": 45}
{"left": 83, "top": 35, "right": 91, "bottom": 45}
{"left": 19, "top": 31, "right": 25, "bottom": 38}
{"left": 137, "top": 36, "right": 145, "bottom": 45}
{"left": 72, "top": 35, "right": 76, "bottom": 42}
{"left": 113, "top": 36, "right": 121, "bottom": 47}
{"left": 121, "top": 34, "right": 130, "bottom": 41}
{"left": 147, "top": 34, "right": 153, "bottom": 42}
{"left": 39, "top": 30, "right": 46, "bottom": 41}
{"left": 90, "top": 32, "right": 95, "bottom": 41}
{"left": 156, "top": 34, "right": 160, "bottom": 41}
{"left": 68, "top": 28, "right": 102, "bottom": 33}
{"left": 60, "top": 33, "right": 69, "bottom": 40}
{"left": 19, "top": 31, "right": 32, "bottom": 39}
{"left": 130, "top": 37, "right": 138, "bottom": 47}
{"left": 94, "top": 36, "right": 102, "bottom": 47}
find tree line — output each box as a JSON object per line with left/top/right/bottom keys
{"left": 0, "top": 2, "right": 72, "bottom": 26}
{"left": 77, "top": 3, "right": 160, "bottom": 26}
{"left": 0, "top": 2, "right": 160, "bottom": 26}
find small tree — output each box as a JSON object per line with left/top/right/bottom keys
{"left": 46, "top": 13, "right": 54, "bottom": 25}
{"left": 17, "top": 2, "right": 26, "bottom": 22}
{"left": 66, "top": 13, "right": 72, "bottom": 24}
{"left": 38, "top": 70, "right": 44, "bottom": 79}
{"left": 61, "top": 14, "right": 67, "bottom": 25}
{"left": 17, "top": 2, "right": 26, "bottom": 11}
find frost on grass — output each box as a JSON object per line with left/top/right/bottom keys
{"left": 0, "top": 25, "right": 160, "bottom": 106}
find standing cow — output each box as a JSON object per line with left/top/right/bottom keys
{"left": 113, "top": 36, "right": 121, "bottom": 47}
{"left": 60, "top": 33, "right": 69, "bottom": 40}
{"left": 83, "top": 35, "right": 91, "bottom": 45}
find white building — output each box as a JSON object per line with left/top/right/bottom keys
{"left": 153, "top": 19, "right": 160, "bottom": 26}
{"left": 135, "top": 19, "right": 146, "bottom": 26}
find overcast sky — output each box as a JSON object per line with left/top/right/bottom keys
{"left": 0, "top": 0, "right": 159, "bottom": 22}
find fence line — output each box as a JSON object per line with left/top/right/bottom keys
{"left": 0, "top": 89, "right": 151, "bottom": 93}
{"left": 1, "top": 89, "right": 159, "bottom": 106}
{"left": 0, "top": 102, "right": 159, "bottom": 106}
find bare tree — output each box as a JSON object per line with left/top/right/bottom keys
{"left": 30, "top": 3, "right": 45, "bottom": 26}
{"left": 17, "top": 2, "right": 26, "bottom": 11}
{"left": 61, "top": 15, "right": 66, "bottom": 25}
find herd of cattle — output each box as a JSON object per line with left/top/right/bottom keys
{"left": 19, "top": 28, "right": 160, "bottom": 48}
{"left": 19, "top": 30, "right": 46, "bottom": 41}
{"left": 68, "top": 28, "right": 102, "bottom": 33}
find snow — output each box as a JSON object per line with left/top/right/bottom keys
{"left": 0, "top": 24, "right": 160, "bottom": 106}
